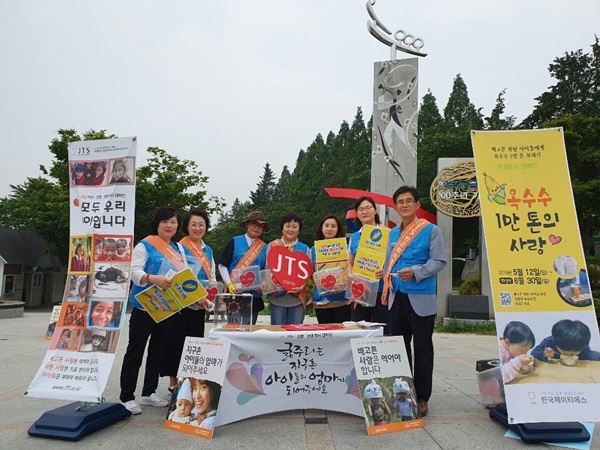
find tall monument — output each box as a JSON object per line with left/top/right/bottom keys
{"left": 367, "top": 0, "right": 426, "bottom": 222}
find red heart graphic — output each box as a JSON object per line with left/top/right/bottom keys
{"left": 321, "top": 275, "right": 336, "bottom": 291}
{"left": 351, "top": 282, "right": 365, "bottom": 299}
{"left": 73, "top": 198, "right": 80, "bottom": 207}
{"left": 239, "top": 271, "right": 256, "bottom": 287}
{"left": 549, "top": 234, "right": 562, "bottom": 245}
{"left": 206, "top": 287, "right": 218, "bottom": 301}
{"left": 267, "top": 246, "right": 313, "bottom": 292}
{"left": 271, "top": 274, "right": 282, "bottom": 287}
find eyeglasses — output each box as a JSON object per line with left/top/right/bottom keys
{"left": 396, "top": 199, "right": 416, "bottom": 206}
{"left": 357, "top": 206, "right": 375, "bottom": 213}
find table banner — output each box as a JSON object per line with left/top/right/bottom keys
{"left": 209, "top": 326, "right": 383, "bottom": 425}
{"left": 472, "top": 128, "right": 600, "bottom": 423}
{"left": 26, "top": 137, "right": 136, "bottom": 402}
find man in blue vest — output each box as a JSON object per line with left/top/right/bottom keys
{"left": 386, "top": 186, "right": 447, "bottom": 417}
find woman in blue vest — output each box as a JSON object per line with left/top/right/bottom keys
{"left": 165, "top": 209, "right": 216, "bottom": 393}
{"left": 266, "top": 213, "right": 310, "bottom": 325}
{"left": 119, "top": 206, "right": 185, "bottom": 415}
{"left": 348, "top": 196, "right": 389, "bottom": 332}
{"left": 311, "top": 214, "right": 351, "bottom": 323}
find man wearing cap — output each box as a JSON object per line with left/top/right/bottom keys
{"left": 217, "top": 211, "right": 270, "bottom": 325}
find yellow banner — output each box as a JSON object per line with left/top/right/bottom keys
{"left": 472, "top": 128, "right": 600, "bottom": 424}
{"left": 473, "top": 128, "right": 592, "bottom": 313}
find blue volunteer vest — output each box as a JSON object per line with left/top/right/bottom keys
{"left": 390, "top": 224, "right": 436, "bottom": 295}
{"left": 130, "top": 240, "right": 182, "bottom": 310}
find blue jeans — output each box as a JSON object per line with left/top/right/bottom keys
{"left": 270, "top": 303, "right": 304, "bottom": 325}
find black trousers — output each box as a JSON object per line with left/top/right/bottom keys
{"left": 389, "top": 291, "right": 435, "bottom": 401}
{"left": 350, "top": 292, "right": 390, "bottom": 334}
{"left": 315, "top": 304, "right": 351, "bottom": 324}
{"left": 119, "top": 308, "right": 173, "bottom": 402}
{"left": 164, "top": 307, "right": 205, "bottom": 377}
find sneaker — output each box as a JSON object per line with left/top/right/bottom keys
{"left": 121, "top": 400, "right": 142, "bottom": 415}
{"left": 418, "top": 398, "right": 429, "bottom": 417}
{"left": 140, "top": 393, "right": 169, "bottom": 407}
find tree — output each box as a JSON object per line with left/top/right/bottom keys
{"left": 484, "top": 89, "right": 516, "bottom": 130}
{"left": 0, "top": 129, "right": 117, "bottom": 262}
{"left": 521, "top": 36, "right": 600, "bottom": 128}
{"left": 544, "top": 114, "right": 600, "bottom": 255}
{"left": 135, "top": 147, "right": 224, "bottom": 240}
{"left": 250, "top": 163, "right": 277, "bottom": 209}
{"left": 419, "top": 90, "right": 444, "bottom": 137}
{"left": 443, "top": 74, "right": 483, "bottom": 131}
{"left": 0, "top": 131, "right": 225, "bottom": 262}
{"left": 0, "top": 177, "right": 70, "bottom": 260}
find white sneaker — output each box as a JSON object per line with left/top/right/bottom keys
{"left": 140, "top": 393, "right": 168, "bottom": 407}
{"left": 121, "top": 400, "right": 142, "bottom": 415}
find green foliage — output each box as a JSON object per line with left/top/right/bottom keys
{"left": 0, "top": 129, "right": 116, "bottom": 263}
{"left": 586, "top": 255, "right": 600, "bottom": 291}
{"left": 484, "top": 89, "right": 516, "bottom": 130}
{"left": 443, "top": 74, "right": 484, "bottom": 131}
{"left": 543, "top": 114, "right": 600, "bottom": 255}
{"left": 250, "top": 163, "right": 277, "bottom": 209}
{"left": 458, "top": 274, "right": 481, "bottom": 295}
{"left": 135, "top": 147, "right": 225, "bottom": 241}
{"left": 0, "top": 177, "right": 70, "bottom": 262}
{"left": 0, "top": 131, "right": 225, "bottom": 262}
{"left": 435, "top": 319, "right": 497, "bottom": 335}
{"left": 521, "top": 36, "right": 600, "bottom": 128}
{"left": 212, "top": 107, "right": 371, "bottom": 250}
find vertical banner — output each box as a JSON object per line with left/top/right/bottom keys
{"left": 351, "top": 337, "right": 423, "bottom": 435}
{"left": 26, "top": 137, "right": 136, "bottom": 402}
{"left": 164, "top": 337, "right": 231, "bottom": 439}
{"left": 472, "top": 129, "right": 600, "bottom": 423}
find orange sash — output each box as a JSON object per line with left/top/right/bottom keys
{"left": 233, "top": 238, "right": 265, "bottom": 271}
{"left": 143, "top": 235, "right": 186, "bottom": 271}
{"left": 179, "top": 236, "right": 212, "bottom": 279}
{"left": 270, "top": 239, "right": 307, "bottom": 305}
{"left": 381, "top": 219, "right": 429, "bottom": 305}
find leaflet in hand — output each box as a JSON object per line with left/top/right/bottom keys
{"left": 135, "top": 267, "right": 208, "bottom": 322}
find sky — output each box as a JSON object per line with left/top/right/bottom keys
{"left": 0, "top": 0, "right": 598, "bottom": 210}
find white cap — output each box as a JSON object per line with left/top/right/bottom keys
{"left": 177, "top": 378, "right": 193, "bottom": 403}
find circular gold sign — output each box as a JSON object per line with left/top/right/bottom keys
{"left": 430, "top": 161, "right": 480, "bottom": 218}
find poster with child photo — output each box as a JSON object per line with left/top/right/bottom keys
{"left": 164, "top": 337, "right": 231, "bottom": 439}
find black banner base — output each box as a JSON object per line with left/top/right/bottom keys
{"left": 489, "top": 403, "right": 590, "bottom": 444}
{"left": 28, "top": 402, "right": 131, "bottom": 441}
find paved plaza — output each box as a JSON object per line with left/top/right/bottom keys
{"left": 1, "top": 307, "right": 598, "bottom": 449}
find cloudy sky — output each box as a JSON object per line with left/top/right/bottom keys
{"left": 1, "top": 0, "right": 598, "bottom": 209}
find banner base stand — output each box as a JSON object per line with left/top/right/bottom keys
{"left": 489, "top": 403, "right": 590, "bottom": 444}
{"left": 28, "top": 402, "right": 131, "bottom": 441}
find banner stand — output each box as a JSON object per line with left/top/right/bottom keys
{"left": 28, "top": 401, "right": 131, "bottom": 441}
{"left": 489, "top": 403, "right": 590, "bottom": 444}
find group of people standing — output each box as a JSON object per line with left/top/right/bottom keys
{"left": 119, "top": 184, "right": 447, "bottom": 419}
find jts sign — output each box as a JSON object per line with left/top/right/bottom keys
{"left": 267, "top": 246, "right": 313, "bottom": 292}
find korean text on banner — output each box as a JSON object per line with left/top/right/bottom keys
{"left": 351, "top": 337, "right": 424, "bottom": 436}
{"left": 164, "top": 337, "right": 231, "bottom": 439}
{"left": 26, "top": 137, "right": 136, "bottom": 402}
{"left": 472, "top": 128, "right": 600, "bottom": 424}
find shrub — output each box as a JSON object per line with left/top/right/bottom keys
{"left": 458, "top": 274, "right": 481, "bottom": 295}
